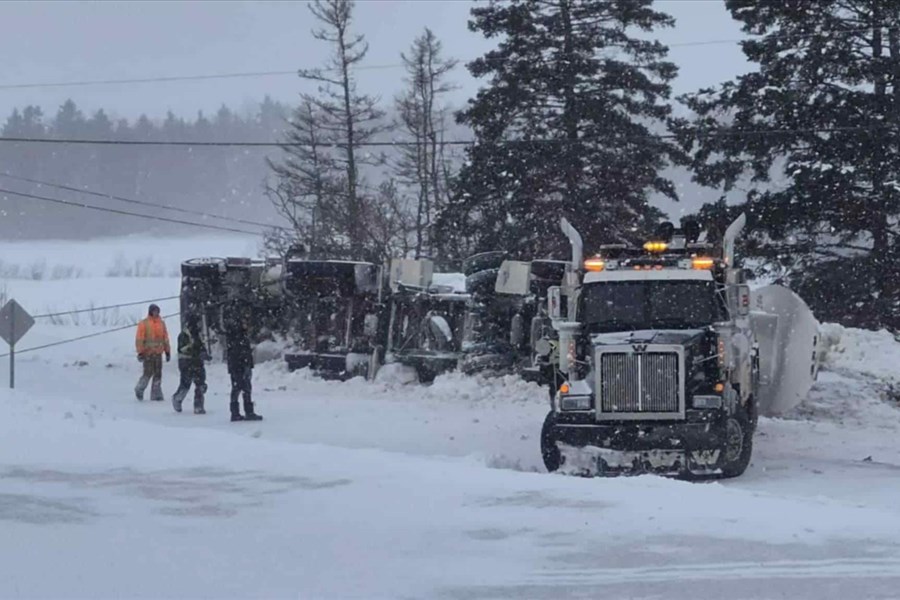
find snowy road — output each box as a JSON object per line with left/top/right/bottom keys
{"left": 2, "top": 265, "right": 900, "bottom": 597}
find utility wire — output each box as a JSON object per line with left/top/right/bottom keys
{"left": 32, "top": 296, "right": 180, "bottom": 319}
{"left": 0, "top": 172, "right": 288, "bottom": 232}
{"left": 0, "top": 312, "right": 180, "bottom": 359}
{"left": 0, "top": 187, "right": 263, "bottom": 235}
{"left": 0, "top": 64, "right": 403, "bottom": 90}
{"left": 0, "top": 27, "right": 879, "bottom": 91}
{"left": 0, "top": 125, "right": 893, "bottom": 150}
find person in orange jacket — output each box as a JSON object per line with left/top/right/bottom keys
{"left": 135, "top": 303, "right": 170, "bottom": 401}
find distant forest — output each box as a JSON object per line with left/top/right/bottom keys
{"left": 0, "top": 97, "right": 291, "bottom": 239}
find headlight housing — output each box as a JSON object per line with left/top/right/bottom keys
{"left": 560, "top": 395, "right": 591, "bottom": 411}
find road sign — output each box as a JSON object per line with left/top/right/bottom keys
{"left": 0, "top": 299, "right": 34, "bottom": 389}
{"left": 0, "top": 299, "right": 34, "bottom": 346}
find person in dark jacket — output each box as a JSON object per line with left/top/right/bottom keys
{"left": 225, "top": 310, "right": 262, "bottom": 422}
{"left": 171, "top": 319, "right": 209, "bottom": 414}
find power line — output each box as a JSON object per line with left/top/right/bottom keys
{"left": 0, "top": 172, "right": 288, "bottom": 232}
{"left": 32, "top": 296, "right": 180, "bottom": 319}
{"left": 0, "top": 27, "right": 879, "bottom": 91}
{"left": 0, "top": 64, "right": 403, "bottom": 91}
{"left": 0, "top": 312, "right": 180, "bottom": 359}
{"left": 0, "top": 187, "right": 263, "bottom": 235}
{"left": 0, "top": 124, "right": 893, "bottom": 150}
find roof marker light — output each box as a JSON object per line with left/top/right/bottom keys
{"left": 584, "top": 257, "right": 605, "bottom": 272}
{"left": 692, "top": 257, "right": 715, "bottom": 270}
{"left": 643, "top": 241, "right": 668, "bottom": 253}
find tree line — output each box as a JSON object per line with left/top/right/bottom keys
{"left": 0, "top": 98, "right": 291, "bottom": 239}
{"left": 5, "top": 0, "right": 900, "bottom": 331}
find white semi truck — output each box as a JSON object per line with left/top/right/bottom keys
{"left": 525, "top": 214, "right": 819, "bottom": 478}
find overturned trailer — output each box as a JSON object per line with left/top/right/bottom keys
{"left": 460, "top": 251, "right": 567, "bottom": 389}
{"left": 282, "top": 260, "right": 384, "bottom": 380}
{"left": 279, "top": 258, "right": 470, "bottom": 381}
{"left": 384, "top": 259, "right": 469, "bottom": 382}
{"left": 180, "top": 256, "right": 283, "bottom": 358}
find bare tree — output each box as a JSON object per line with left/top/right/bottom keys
{"left": 265, "top": 100, "right": 343, "bottom": 258}
{"left": 298, "top": 0, "right": 389, "bottom": 260}
{"left": 394, "top": 28, "right": 458, "bottom": 258}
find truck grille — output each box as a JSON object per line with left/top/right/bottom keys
{"left": 599, "top": 352, "right": 679, "bottom": 414}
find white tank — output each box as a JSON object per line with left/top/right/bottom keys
{"left": 750, "top": 285, "right": 821, "bottom": 416}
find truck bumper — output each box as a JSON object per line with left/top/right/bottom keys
{"left": 551, "top": 415, "right": 726, "bottom": 476}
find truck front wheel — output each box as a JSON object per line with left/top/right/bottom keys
{"left": 540, "top": 411, "right": 562, "bottom": 472}
{"left": 718, "top": 404, "right": 753, "bottom": 478}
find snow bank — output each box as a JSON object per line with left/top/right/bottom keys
{"left": 819, "top": 323, "right": 900, "bottom": 382}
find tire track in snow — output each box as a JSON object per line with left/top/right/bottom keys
{"left": 527, "top": 556, "right": 900, "bottom": 586}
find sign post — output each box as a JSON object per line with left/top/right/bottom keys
{"left": 0, "top": 300, "right": 35, "bottom": 389}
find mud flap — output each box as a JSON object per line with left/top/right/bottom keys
{"left": 750, "top": 285, "right": 821, "bottom": 416}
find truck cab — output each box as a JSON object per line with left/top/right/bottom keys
{"left": 541, "top": 215, "right": 760, "bottom": 477}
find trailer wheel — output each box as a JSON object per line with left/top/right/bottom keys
{"left": 462, "top": 251, "right": 508, "bottom": 276}
{"left": 181, "top": 257, "right": 226, "bottom": 278}
{"left": 541, "top": 411, "right": 562, "bottom": 472}
{"left": 718, "top": 403, "right": 753, "bottom": 478}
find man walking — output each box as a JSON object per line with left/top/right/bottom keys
{"left": 135, "top": 303, "right": 170, "bottom": 401}
{"left": 172, "top": 319, "right": 209, "bottom": 414}
{"left": 225, "top": 308, "right": 262, "bottom": 422}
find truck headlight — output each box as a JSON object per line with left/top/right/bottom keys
{"left": 560, "top": 395, "right": 591, "bottom": 411}
{"left": 693, "top": 395, "right": 722, "bottom": 409}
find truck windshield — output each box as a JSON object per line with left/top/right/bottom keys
{"left": 581, "top": 280, "right": 724, "bottom": 332}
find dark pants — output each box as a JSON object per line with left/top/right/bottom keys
{"left": 229, "top": 365, "right": 252, "bottom": 402}
{"left": 173, "top": 359, "right": 207, "bottom": 408}
{"left": 229, "top": 365, "right": 254, "bottom": 415}
{"left": 135, "top": 354, "right": 164, "bottom": 400}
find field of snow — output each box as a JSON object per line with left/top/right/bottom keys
{"left": 3, "top": 236, "right": 900, "bottom": 598}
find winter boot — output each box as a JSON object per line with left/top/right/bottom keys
{"left": 230, "top": 401, "right": 244, "bottom": 422}
{"left": 243, "top": 396, "right": 263, "bottom": 421}
{"left": 193, "top": 389, "right": 205, "bottom": 414}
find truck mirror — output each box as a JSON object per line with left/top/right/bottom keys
{"left": 495, "top": 260, "right": 532, "bottom": 295}
{"left": 548, "top": 286, "right": 562, "bottom": 320}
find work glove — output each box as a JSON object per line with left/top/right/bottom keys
{"left": 137, "top": 354, "right": 144, "bottom": 363}
{"left": 165, "top": 352, "right": 171, "bottom": 363}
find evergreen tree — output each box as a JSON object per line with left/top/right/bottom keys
{"left": 437, "top": 0, "right": 681, "bottom": 259}
{"left": 678, "top": 1, "right": 900, "bottom": 328}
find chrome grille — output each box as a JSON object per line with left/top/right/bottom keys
{"left": 599, "top": 352, "right": 679, "bottom": 414}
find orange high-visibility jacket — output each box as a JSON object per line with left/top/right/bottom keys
{"left": 135, "top": 316, "right": 170, "bottom": 355}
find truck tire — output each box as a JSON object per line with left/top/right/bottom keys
{"left": 181, "top": 257, "right": 226, "bottom": 279}
{"left": 465, "top": 268, "right": 500, "bottom": 296}
{"left": 541, "top": 411, "right": 562, "bottom": 472}
{"left": 462, "top": 251, "right": 507, "bottom": 277}
{"left": 718, "top": 403, "right": 753, "bottom": 478}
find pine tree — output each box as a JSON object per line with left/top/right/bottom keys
{"left": 437, "top": 0, "right": 681, "bottom": 259}
{"left": 678, "top": 1, "right": 900, "bottom": 328}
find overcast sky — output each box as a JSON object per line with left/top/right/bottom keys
{"left": 0, "top": 0, "right": 752, "bottom": 123}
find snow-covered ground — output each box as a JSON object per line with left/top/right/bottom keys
{"left": 3, "top": 237, "right": 900, "bottom": 598}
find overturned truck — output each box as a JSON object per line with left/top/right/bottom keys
{"left": 539, "top": 215, "right": 820, "bottom": 478}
